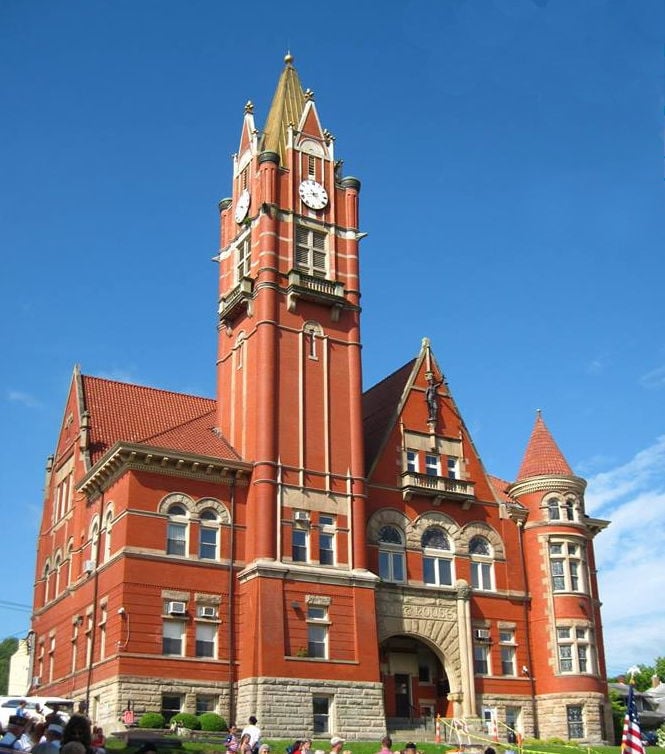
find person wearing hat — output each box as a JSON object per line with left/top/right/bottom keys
{"left": 329, "top": 736, "right": 344, "bottom": 754}
{"left": 0, "top": 715, "right": 31, "bottom": 751}
{"left": 32, "top": 723, "right": 64, "bottom": 754}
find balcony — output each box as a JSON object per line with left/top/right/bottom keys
{"left": 401, "top": 471, "right": 475, "bottom": 508}
{"left": 218, "top": 277, "right": 253, "bottom": 327}
{"left": 286, "top": 270, "right": 346, "bottom": 321}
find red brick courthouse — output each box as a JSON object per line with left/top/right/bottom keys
{"left": 30, "top": 56, "right": 612, "bottom": 743}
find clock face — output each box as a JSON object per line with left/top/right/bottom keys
{"left": 234, "top": 189, "right": 250, "bottom": 223}
{"left": 299, "top": 180, "right": 328, "bottom": 210}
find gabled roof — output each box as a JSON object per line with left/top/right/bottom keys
{"left": 516, "top": 411, "right": 573, "bottom": 481}
{"left": 262, "top": 53, "right": 306, "bottom": 166}
{"left": 487, "top": 474, "right": 514, "bottom": 503}
{"left": 363, "top": 359, "right": 416, "bottom": 473}
{"left": 80, "top": 375, "right": 240, "bottom": 464}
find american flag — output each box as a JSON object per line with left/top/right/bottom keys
{"left": 622, "top": 684, "right": 646, "bottom": 754}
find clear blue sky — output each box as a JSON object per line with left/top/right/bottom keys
{"left": 1, "top": 0, "right": 663, "bottom": 677}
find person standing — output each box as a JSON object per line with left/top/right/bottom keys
{"left": 241, "top": 717, "right": 261, "bottom": 753}
{"left": 375, "top": 736, "right": 393, "bottom": 754}
{"left": 329, "top": 736, "right": 344, "bottom": 754}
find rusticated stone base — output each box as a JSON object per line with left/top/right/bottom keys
{"left": 236, "top": 676, "right": 386, "bottom": 740}
{"left": 535, "top": 691, "right": 613, "bottom": 744}
{"left": 76, "top": 674, "right": 232, "bottom": 734}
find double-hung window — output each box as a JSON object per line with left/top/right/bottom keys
{"left": 319, "top": 515, "right": 335, "bottom": 565}
{"left": 425, "top": 454, "right": 439, "bottom": 477}
{"left": 307, "top": 605, "right": 328, "bottom": 659}
{"left": 499, "top": 629, "right": 516, "bottom": 675}
{"left": 422, "top": 527, "right": 454, "bottom": 586}
{"left": 162, "top": 621, "right": 185, "bottom": 656}
{"left": 378, "top": 525, "right": 406, "bottom": 583}
{"left": 199, "top": 509, "right": 218, "bottom": 559}
{"left": 549, "top": 539, "right": 585, "bottom": 593}
{"left": 557, "top": 626, "right": 594, "bottom": 674}
{"left": 166, "top": 504, "right": 188, "bottom": 556}
{"left": 469, "top": 535, "right": 494, "bottom": 591}
{"left": 195, "top": 623, "right": 216, "bottom": 658}
{"left": 292, "top": 527, "right": 309, "bottom": 562}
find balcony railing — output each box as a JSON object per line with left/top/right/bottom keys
{"left": 287, "top": 270, "right": 346, "bottom": 320}
{"left": 401, "top": 471, "right": 475, "bottom": 507}
{"left": 218, "top": 277, "right": 253, "bottom": 326}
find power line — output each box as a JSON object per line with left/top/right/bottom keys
{"left": 0, "top": 601, "right": 32, "bottom": 613}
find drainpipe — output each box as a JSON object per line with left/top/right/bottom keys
{"left": 84, "top": 489, "right": 104, "bottom": 713}
{"left": 227, "top": 477, "right": 237, "bottom": 724}
{"left": 517, "top": 520, "right": 539, "bottom": 739}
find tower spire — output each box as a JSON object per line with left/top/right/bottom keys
{"left": 262, "top": 53, "right": 306, "bottom": 165}
{"left": 516, "top": 411, "right": 574, "bottom": 481}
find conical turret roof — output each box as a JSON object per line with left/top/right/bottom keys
{"left": 262, "top": 53, "right": 306, "bottom": 166}
{"left": 516, "top": 411, "right": 574, "bottom": 481}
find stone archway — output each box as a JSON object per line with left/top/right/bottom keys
{"left": 380, "top": 634, "right": 452, "bottom": 722}
{"left": 375, "top": 583, "right": 475, "bottom": 719}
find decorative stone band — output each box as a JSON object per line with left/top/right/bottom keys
{"left": 507, "top": 474, "right": 587, "bottom": 498}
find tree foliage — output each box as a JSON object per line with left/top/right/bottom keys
{"left": 0, "top": 637, "right": 19, "bottom": 695}
{"left": 608, "top": 657, "right": 665, "bottom": 691}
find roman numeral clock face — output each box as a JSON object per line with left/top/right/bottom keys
{"left": 299, "top": 179, "right": 328, "bottom": 210}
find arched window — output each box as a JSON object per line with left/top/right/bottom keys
{"left": 54, "top": 554, "right": 62, "bottom": 597}
{"left": 421, "top": 527, "right": 454, "bottom": 586}
{"left": 546, "top": 495, "right": 578, "bottom": 522}
{"left": 103, "top": 509, "right": 113, "bottom": 562}
{"left": 469, "top": 535, "right": 494, "bottom": 591}
{"left": 43, "top": 563, "right": 51, "bottom": 605}
{"left": 90, "top": 521, "right": 100, "bottom": 566}
{"left": 167, "top": 504, "right": 188, "bottom": 556}
{"left": 378, "top": 525, "right": 406, "bottom": 583}
{"left": 199, "top": 508, "right": 218, "bottom": 560}
{"left": 66, "top": 540, "right": 74, "bottom": 587}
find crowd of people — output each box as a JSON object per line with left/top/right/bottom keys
{"left": 224, "top": 720, "right": 422, "bottom": 754}
{"left": 0, "top": 702, "right": 106, "bottom": 754}
{"left": 1, "top": 707, "right": 434, "bottom": 754}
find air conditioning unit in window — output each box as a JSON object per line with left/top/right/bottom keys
{"left": 294, "top": 511, "right": 310, "bottom": 522}
{"left": 199, "top": 605, "right": 217, "bottom": 619}
{"left": 474, "top": 628, "right": 491, "bottom": 641}
{"left": 167, "top": 601, "right": 187, "bottom": 615}
{"left": 83, "top": 559, "right": 95, "bottom": 574}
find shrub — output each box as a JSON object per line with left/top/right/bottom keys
{"left": 171, "top": 713, "right": 201, "bottom": 730}
{"left": 198, "top": 713, "right": 226, "bottom": 732}
{"left": 138, "top": 712, "right": 165, "bottom": 729}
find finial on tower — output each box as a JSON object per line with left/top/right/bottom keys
{"left": 536, "top": 408, "right": 542, "bottom": 417}
{"left": 284, "top": 51, "right": 294, "bottom": 65}
{"left": 304, "top": 88, "right": 314, "bottom": 101}
{"left": 244, "top": 100, "right": 254, "bottom": 114}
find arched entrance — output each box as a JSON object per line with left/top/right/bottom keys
{"left": 380, "top": 635, "right": 451, "bottom": 723}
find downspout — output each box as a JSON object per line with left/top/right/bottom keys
{"left": 227, "top": 477, "right": 237, "bottom": 724}
{"left": 84, "top": 488, "right": 104, "bottom": 713}
{"left": 517, "top": 520, "right": 539, "bottom": 739}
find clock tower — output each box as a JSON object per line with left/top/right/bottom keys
{"left": 216, "top": 54, "right": 384, "bottom": 729}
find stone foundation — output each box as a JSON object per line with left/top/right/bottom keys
{"left": 536, "top": 691, "right": 612, "bottom": 744}
{"left": 236, "top": 676, "right": 386, "bottom": 739}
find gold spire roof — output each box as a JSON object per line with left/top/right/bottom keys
{"left": 262, "top": 53, "right": 306, "bottom": 165}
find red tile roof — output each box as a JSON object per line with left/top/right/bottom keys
{"left": 363, "top": 359, "right": 416, "bottom": 473}
{"left": 81, "top": 375, "right": 240, "bottom": 464}
{"left": 487, "top": 474, "right": 513, "bottom": 502}
{"left": 516, "top": 412, "right": 573, "bottom": 481}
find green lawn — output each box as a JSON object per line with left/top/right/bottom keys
{"left": 107, "top": 739, "right": 627, "bottom": 754}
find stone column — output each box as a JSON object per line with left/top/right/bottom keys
{"left": 456, "top": 580, "right": 476, "bottom": 717}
